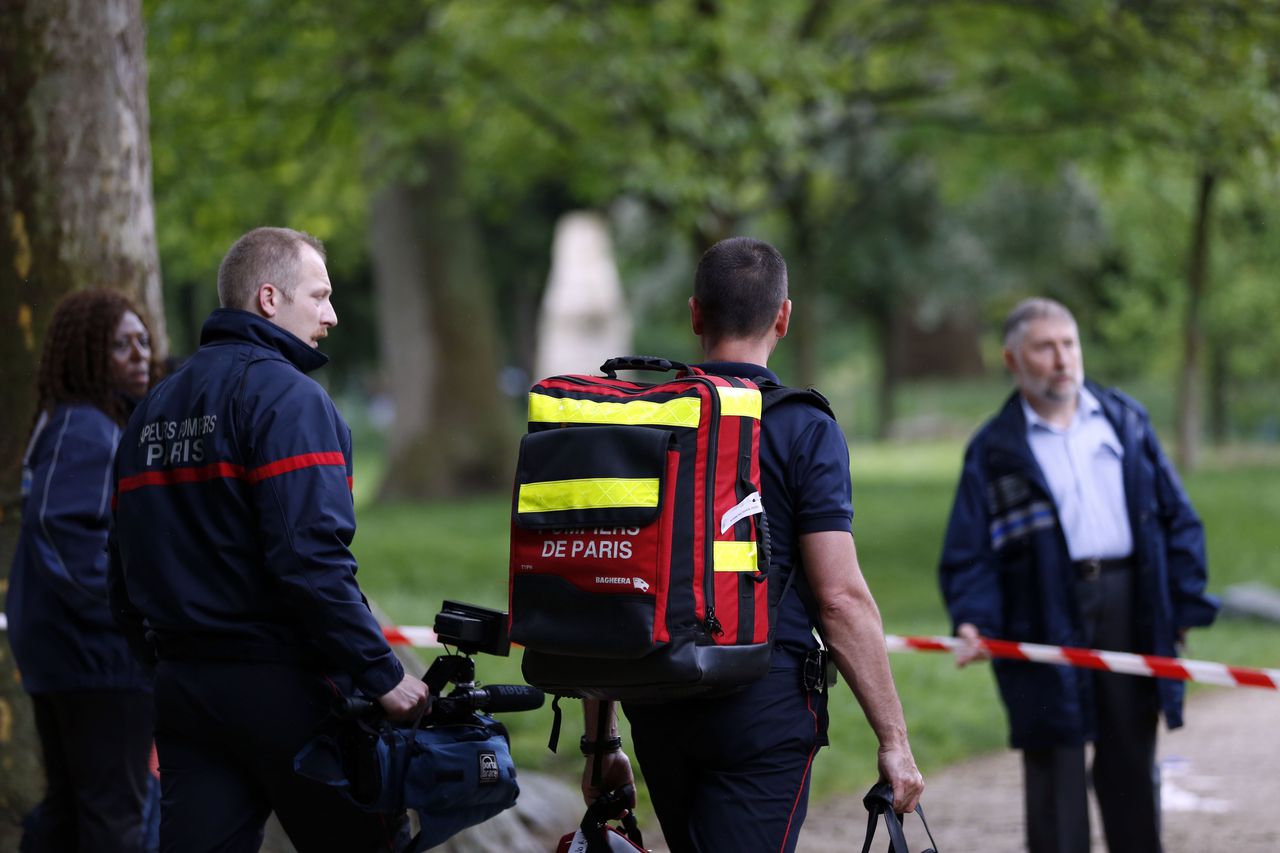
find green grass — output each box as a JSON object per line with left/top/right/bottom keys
{"left": 349, "top": 440, "right": 1280, "bottom": 808}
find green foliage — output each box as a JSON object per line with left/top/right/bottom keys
{"left": 144, "top": 0, "right": 1280, "bottom": 441}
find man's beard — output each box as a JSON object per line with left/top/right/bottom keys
{"left": 1042, "top": 375, "right": 1079, "bottom": 402}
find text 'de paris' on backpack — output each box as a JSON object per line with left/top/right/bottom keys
{"left": 507, "top": 356, "right": 830, "bottom": 703}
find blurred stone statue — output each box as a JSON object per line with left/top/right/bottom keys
{"left": 534, "top": 212, "right": 632, "bottom": 378}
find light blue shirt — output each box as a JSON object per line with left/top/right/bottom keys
{"left": 1022, "top": 387, "right": 1133, "bottom": 561}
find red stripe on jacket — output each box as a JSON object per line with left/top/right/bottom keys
{"left": 117, "top": 452, "right": 348, "bottom": 494}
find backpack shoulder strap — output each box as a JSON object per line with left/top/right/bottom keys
{"left": 757, "top": 381, "right": 835, "bottom": 419}
{"left": 753, "top": 380, "right": 839, "bottom": 656}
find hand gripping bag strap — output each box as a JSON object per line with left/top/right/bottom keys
{"left": 861, "top": 781, "right": 938, "bottom": 853}
{"left": 579, "top": 813, "right": 646, "bottom": 853}
{"left": 562, "top": 785, "right": 644, "bottom": 853}
{"left": 585, "top": 790, "right": 645, "bottom": 853}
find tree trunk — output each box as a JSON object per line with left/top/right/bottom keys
{"left": 1175, "top": 168, "right": 1216, "bottom": 472}
{"left": 873, "top": 297, "right": 903, "bottom": 442}
{"left": 784, "top": 196, "right": 820, "bottom": 389}
{"left": 371, "top": 144, "right": 515, "bottom": 500}
{"left": 0, "top": 0, "right": 162, "bottom": 842}
{"left": 370, "top": 182, "right": 438, "bottom": 484}
{"left": 1208, "top": 342, "right": 1229, "bottom": 445}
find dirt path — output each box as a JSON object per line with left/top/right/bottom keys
{"left": 798, "top": 687, "right": 1280, "bottom": 852}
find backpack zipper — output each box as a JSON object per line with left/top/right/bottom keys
{"left": 699, "top": 377, "right": 720, "bottom": 638}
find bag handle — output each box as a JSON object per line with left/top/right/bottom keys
{"left": 580, "top": 784, "right": 644, "bottom": 852}
{"left": 861, "top": 781, "right": 938, "bottom": 853}
{"left": 599, "top": 356, "right": 701, "bottom": 379}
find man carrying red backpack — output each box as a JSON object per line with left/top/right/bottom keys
{"left": 581, "top": 237, "right": 924, "bottom": 852}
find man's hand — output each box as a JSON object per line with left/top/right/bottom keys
{"left": 878, "top": 743, "right": 925, "bottom": 814}
{"left": 581, "top": 750, "right": 634, "bottom": 807}
{"left": 378, "top": 673, "right": 431, "bottom": 721}
{"left": 954, "top": 623, "right": 990, "bottom": 668}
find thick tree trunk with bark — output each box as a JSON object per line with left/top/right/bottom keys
{"left": 0, "top": 0, "right": 163, "bottom": 843}
{"left": 370, "top": 144, "right": 515, "bottom": 500}
{"left": 1175, "top": 168, "right": 1216, "bottom": 472}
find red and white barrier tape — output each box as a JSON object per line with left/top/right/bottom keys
{"left": 381, "top": 624, "right": 440, "bottom": 648}
{"left": 2, "top": 613, "right": 1272, "bottom": 690}
{"left": 885, "top": 634, "right": 1280, "bottom": 691}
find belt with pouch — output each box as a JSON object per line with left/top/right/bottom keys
{"left": 1073, "top": 556, "right": 1132, "bottom": 581}
{"left": 802, "top": 647, "right": 838, "bottom": 691}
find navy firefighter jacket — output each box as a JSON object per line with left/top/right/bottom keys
{"left": 8, "top": 404, "right": 152, "bottom": 694}
{"left": 108, "top": 309, "right": 404, "bottom": 699}
{"left": 939, "top": 381, "right": 1219, "bottom": 750}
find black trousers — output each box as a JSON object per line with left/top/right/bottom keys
{"left": 1023, "top": 567, "right": 1162, "bottom": 853}
{"left": 153, "top": 660, "right": 407, "bottom": 853}
{"left": 26, "top": 689, "right": 155, "bottom": 853}
{"left": 623, "top": 661, "right": 828, "bottom": 853}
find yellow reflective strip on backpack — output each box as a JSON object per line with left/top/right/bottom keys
{"left": 529, "top": 393, "right": 702, "bottom": 428}
{"left": 712, "top": 541, "right": 759, "bottom": 572}
{"left": 716, "top": 386, "right": 762, "bottom": 419}
{"left": 517, "top": 477, "right": 661, "bottom": 513}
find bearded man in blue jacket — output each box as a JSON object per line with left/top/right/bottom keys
{"left": 939, "top": 297, "right": 1218, "bottom": 853}
{"left": 109, "top": 227, "right": 429, "bottom": 852}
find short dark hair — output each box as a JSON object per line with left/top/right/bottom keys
{"left": 693, "top": 237, "right": 788, "bottom": 344}
{"left": 35, "top": 288, "right": 152, "bottom": 427}
{"left": 216, "top": 227, "right": 326, "bottom": 310}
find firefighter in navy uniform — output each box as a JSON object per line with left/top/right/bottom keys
{"left": 581, "top": 237, "right": 924, "bottom": 853}
{"left": 109, "top": 227, "right": 428, "bottom": 853}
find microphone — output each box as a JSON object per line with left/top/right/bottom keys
{"left": 465, "top": 684, "right": 545, "bottom": 714}
{"left": 332, "top": 684, "right": 545, "bottom": 723}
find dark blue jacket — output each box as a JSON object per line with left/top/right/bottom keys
{"left": 108, "top": 309, "right": 403, "bottom": 698}
{"left": 7, "top": 404, "right": 152, "bottom": 693}
{"left": 939, "top": 382, "right": 1219, "bottom": 750}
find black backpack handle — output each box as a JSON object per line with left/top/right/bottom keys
{"left": 599, "top": 356, "right": 697, "bottom": 378}
{"left": 861, "top": 781, "right": 938, "bottom": 853}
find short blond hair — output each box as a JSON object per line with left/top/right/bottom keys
{"left": 216, "top": 227, "right": 326, "bottom": 310}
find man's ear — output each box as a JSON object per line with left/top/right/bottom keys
{"left": 256, "top": 283, "right": 279, "bottom": 318}
{"left": 774, "top": 299, "right": 792, "bottom": 339}
{"left": 689, "top": 296, "right": 703, "bottom": 335}
{"left": 1002, "top": 346, "right": 1017, "bottom": 374}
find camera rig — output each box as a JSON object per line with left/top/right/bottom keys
{"left": 336, "top": 600, "right": 543, "bottom": 724}
{"left": 313, "top": 602, "right": 534, "bottom": 826}
{"left": 420, "top": 601, "right": 543, "bottom": 724}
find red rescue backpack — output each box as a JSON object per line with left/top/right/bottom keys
{"left": 507, "top": 356, "right": 830, "bottom": 702}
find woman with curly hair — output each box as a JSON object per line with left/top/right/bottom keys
{"left": 7, "top": 288, "right": 158, "bottom": 852}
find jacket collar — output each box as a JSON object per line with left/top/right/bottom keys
{"left": 985, "top": 379, "right": 1131, "bottom": 480}
{"left": 695, "top": 361, "right": 779, "bottom": 384}
{"left": 199, "top": 308, "right": 329, "bottom": 374}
